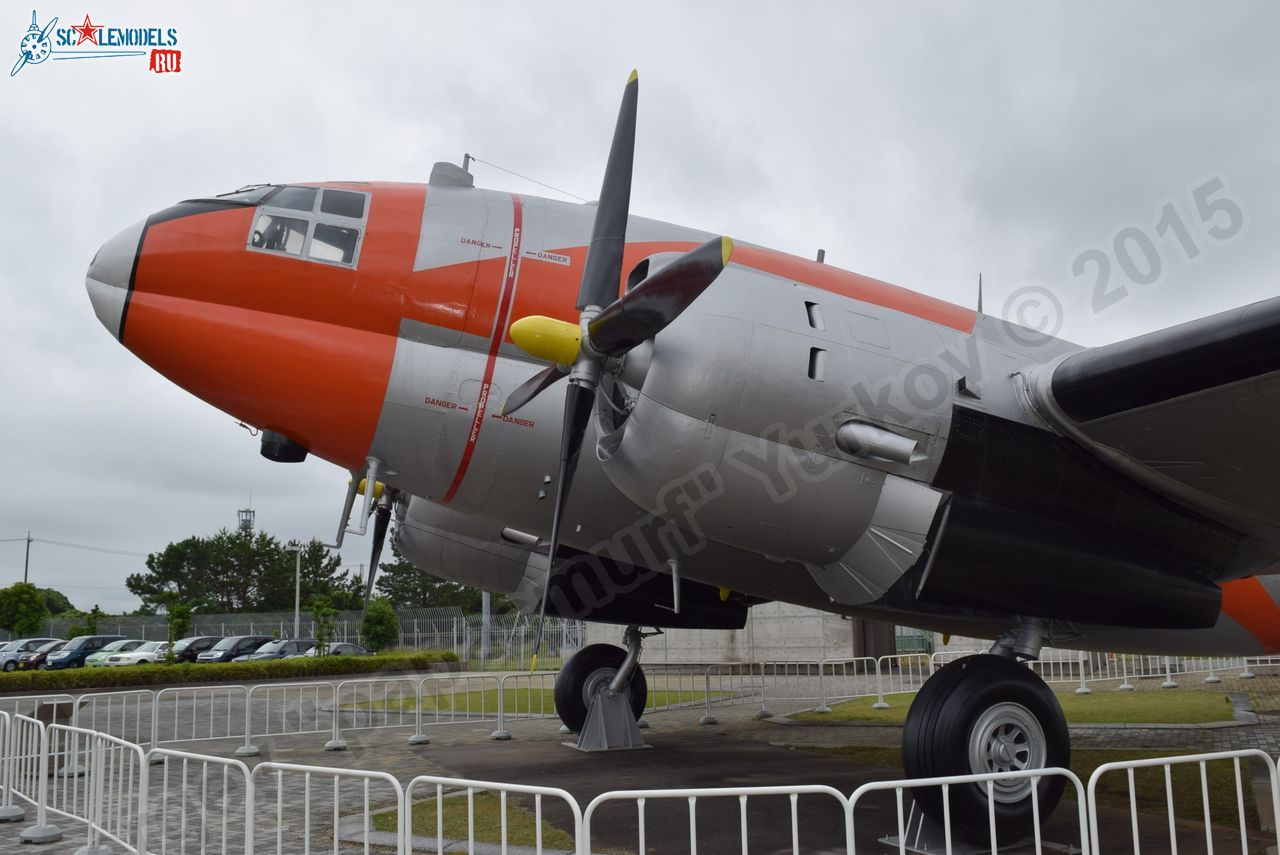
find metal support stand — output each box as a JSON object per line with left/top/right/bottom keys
{"left": 234, "top": 744, "right": 259, "bottom": 758}
{"left": 570, "top": 688, "right": 648, "bottom": 752}
{"left": 1161, "top": 657, "right": 1179, "bottom": 689}
{"left": 0, "top": 805, "right": 25, "bottom": 823}
{"left": 73, "top": 846, "right": 113, "bottom": 855}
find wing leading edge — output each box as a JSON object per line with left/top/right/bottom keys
{"left": 1033, "top": 294, "right": 1280, "bottom": 548}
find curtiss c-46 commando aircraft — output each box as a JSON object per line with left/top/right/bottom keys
{"left": 86, "top": 72, "right": 1280, "bottom": 841}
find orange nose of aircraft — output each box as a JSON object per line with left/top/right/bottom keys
{"left": 85, "top": 220, "right": 145, "bottom": 341}
{"left": 83, "top": 186, "right": 417, "bottom": 473}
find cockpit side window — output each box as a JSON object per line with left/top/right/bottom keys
{"left": 251, "top": 214, "right": 307, "bottom": 255}
{"left": 245, "top": 185, "right": 368, "bottom": 268}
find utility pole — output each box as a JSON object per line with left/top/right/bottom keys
{"left": 292, "top": 548, "right": 302, "bottom": 639}
{"left": 23, "top": 531, "right": 31, "bottom": 584}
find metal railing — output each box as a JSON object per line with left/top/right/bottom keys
{"left": 44, "top": 724, "right": 145, "bottom": 851}
{"left": 249, "top": 761, "right": 405, "bottom": 854}
{"left": 583, "top": 784, "right": 853, "bottom": 854}
{"left": 141, "top": 748, "right": 253, "bottom": 854}
{"left": 405, "top": 774, "right": 582, "bottom": 853}
{"left": 849, "top": 767, "right": 1089, "bottom": 855}
{"left": 3, "top": 710, "right": 1280, "bottom": 852}
{"left": 1086, "top": 749, "right": 1280, "bottom": 854}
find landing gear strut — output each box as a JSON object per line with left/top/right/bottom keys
{"left": 903, "top": 620, "right": 1069, "bottom": 845}
{"left": 554, "top": 625, "right": 649, "bottom": 751}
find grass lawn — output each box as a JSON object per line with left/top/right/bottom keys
{"left": 372, "top": 790, "right": 577, "bottom": 850}
{"left": 792, "top": 688, "right": 1235, "bottom": 725}
{"left": 814, "top": 745, "right": 1260, "bottom": 831}
{"left": 355, "top": 688, "right": 716, "bottom": 715}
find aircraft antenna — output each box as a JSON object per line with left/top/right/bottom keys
{"left": 977, "top": 273, "right": 984, "bottom": 314}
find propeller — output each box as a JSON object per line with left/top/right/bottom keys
{"left": 503, "top": 71, "right": 734, "bottom": 669}
{"left": 361, "top": 501, "right": 392, "bottom": 619}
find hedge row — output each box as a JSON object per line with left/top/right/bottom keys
{"left": 0, "top": 650, "right": 458, "bottom": 694}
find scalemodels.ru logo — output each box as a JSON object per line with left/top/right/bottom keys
{"left": 10, "top": 10, "right": 182, "bottom": 77}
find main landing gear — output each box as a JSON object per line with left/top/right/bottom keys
{"left": 903, "top": 619, "right": 1069, "bottom": 845}
{"left": 555, "top": 625, "right": 650, "bottom": 750}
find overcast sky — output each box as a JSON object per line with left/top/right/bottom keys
{"left": 2, "top": 2, "right": 1278, "bottom": 613}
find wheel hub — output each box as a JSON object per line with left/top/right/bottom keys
{"left": 581, "top": 665, "right": 622, "bottom": 707}
{"left": 967, "top": 702, "right": 1046, "bottom": 803}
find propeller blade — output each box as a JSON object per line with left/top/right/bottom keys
{"left": 530, "top": 381, "right": 596, "bottom": 668}
{"left": 362, "top": 503, "right": 391, "bottom": 617}
{"left": 577, "top": 70, "right": 639, "bottom": 311}
{"left": 588, "top": 236, "right": 734, "bottom": 357}
{"left": 503, "top": 363, "right": 568, "bottom": 416}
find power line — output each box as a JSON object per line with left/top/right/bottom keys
{"left": 2, "top": 535, "right": 148, "bottom": 559}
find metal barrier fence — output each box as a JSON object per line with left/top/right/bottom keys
{"left": 45, "top": 724, "right": 145, "bottom": 851}
{"left": 249, "top": 761, "right": 405, "bottom": 854}
{"left": 849, "top": 767, "right": 1089, "bottom": 855}
{"left": 4, "top": 711, "right": 1280, "bottom": 852}
{"left": 141, "top": 748, "right": 252, "bottom": 854}
{"left": 0, "top": 650, "right": 1272, "bottom": 765}
{"left": 1086, "top": 749, "right": 1280, "bottom": 854}
{"left": 404, "top": 774, "right": 582, "bottom": 853}
{"left": 151, "top": 685, "right": 248, "bottom": 748}
{"left": 584, "top": 784, "right": 854, "bottom": 854}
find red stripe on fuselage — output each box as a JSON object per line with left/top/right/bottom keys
{"left": 439, "top": 195, "right": 524, "bottom": 504}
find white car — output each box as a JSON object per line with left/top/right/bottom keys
{"left": 104, "top": 641, "right": 171, "bottom": 666}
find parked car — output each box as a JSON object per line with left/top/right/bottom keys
{"left": 0, "top": 637, "right": 61, "bottom": 672}
{"left": 85, "top": 639, "right": 146, "bottom": 667}
{"left": 17, "top": 640, "right": 65, "bottom": 671}
{"left": 197, "top": 636, "right": 272, "bottom": 663}
{"left": 170, "top": 636, "right": 221, "bottom": 663}
{"left": 291, "top": 642, "right": 370, "bottom": 657}
{"left": 233, "top": 638, "right": 316, "bottom": 661}
{"left": 105, "top": 641, "right": 171, "bottom": 666}
{"left": 43, "top": 635, "right": 126, "bottom": 669}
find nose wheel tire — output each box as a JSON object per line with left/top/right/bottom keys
{"left": 554, "top": 643, "right": 648, "bottom": 733}
{"left": 903, "top": 654, "right": 1069, "bottom": 845}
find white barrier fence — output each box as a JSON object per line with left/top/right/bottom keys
{"left": 3, "top": 709, "right": 1280, "bottom": 852}
{"left": 0, "top": 650, "right": 1269, "bottom": 761}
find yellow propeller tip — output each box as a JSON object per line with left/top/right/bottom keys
{"left": 721, "top": 236, "right": 734, "bottom": 267}
{"left": 530, "top": 653, "right": 539, "bottom": 673}
{"left": 627, "top": 69, "right": 638, "bottom": 84}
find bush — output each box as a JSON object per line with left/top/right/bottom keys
{"left": 361, "top": 598, "right": 400, "bottom": 652}
{"left": 0, "top": 650, "right": 458, "bottom": 693}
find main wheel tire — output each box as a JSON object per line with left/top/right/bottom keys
{"left": 554, "top": 643, "right": 648, "bottom": 733}
{"left": 903, "top": 654, "right": 1069, "bottom": 845}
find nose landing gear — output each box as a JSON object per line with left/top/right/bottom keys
{"left": 555, "top": 625, "right": 650, "bottom": 751}
{"left": 902, "top": 621, "right": 1069, "bottom": 845}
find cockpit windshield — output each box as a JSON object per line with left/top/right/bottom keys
{"left": 244, "top": 185, "right": 368, "bottom": 268}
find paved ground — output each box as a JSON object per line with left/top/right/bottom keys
{"left": 0, "top": 670, "right": 1277, "bottom": 852}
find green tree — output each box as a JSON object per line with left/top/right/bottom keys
{"left": 38, "top": 588, "right": 75, "bottom": 616}
{"left": 374, "top": 544, "right": 514, "bottom": 612}
{"left": 0, "top": 583, "right": 51, "bottom": 635}
{"left": 127, "top": 530, "right": 356, "bottom": 613}
{"left": 167, "top": 601, "right": 193, "bottom": 643}
{"left": 361, "top": 597, "right": 400, "bottom": 652}
{"left": 61, "top": 604, "right": 104, "bottom": 638}
{"left": 308, "top": 595, "right": 338, "bottom": 654}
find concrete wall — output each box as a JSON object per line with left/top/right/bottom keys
{"left": 587, "top": 601, "right": 895, "bottom": 664}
